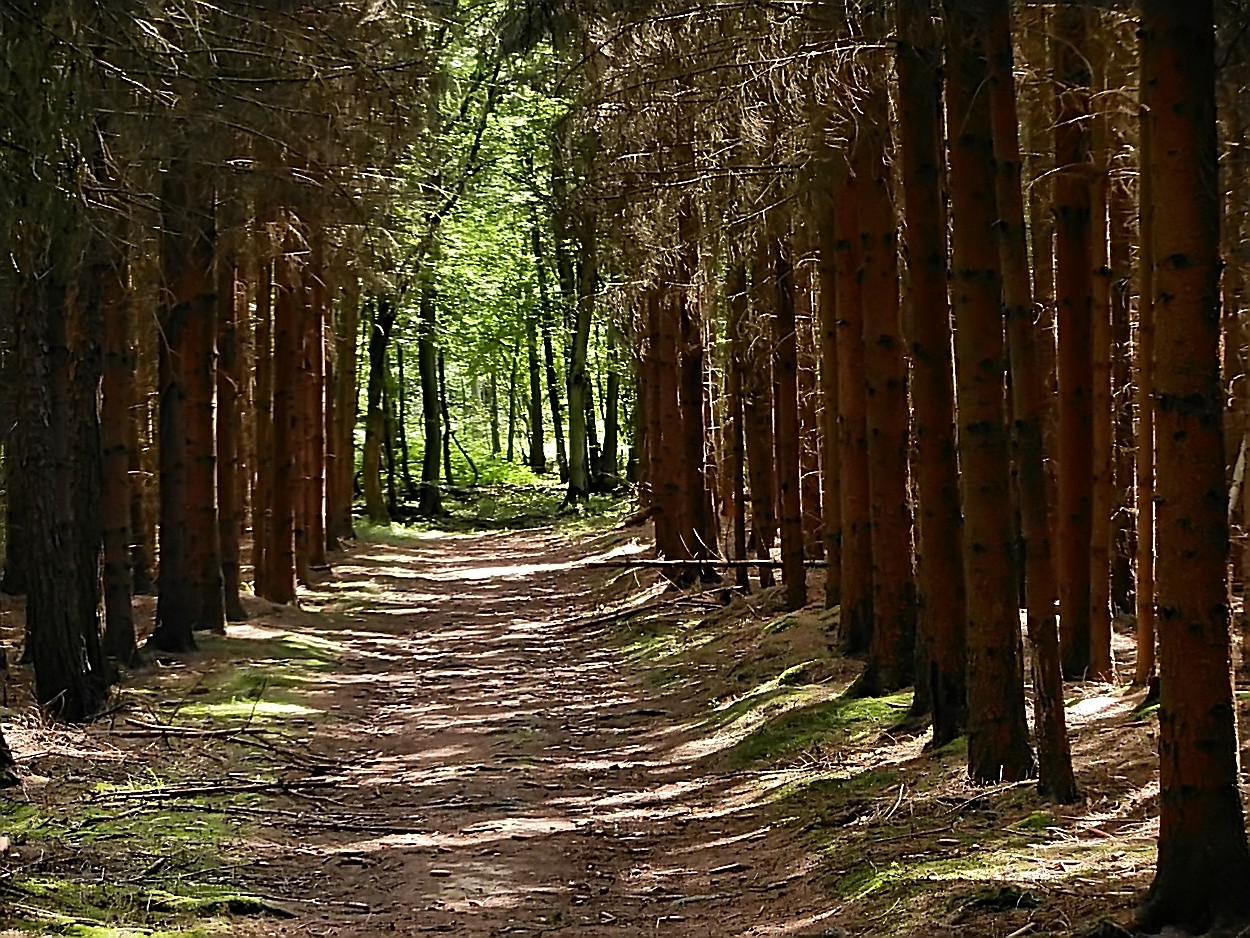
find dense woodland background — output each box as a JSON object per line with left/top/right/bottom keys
{"left": 1, "top": 0, "right": 1249, "bottom": 932}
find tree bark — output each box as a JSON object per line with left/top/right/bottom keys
{"left": 943, "top": 0, "right": 1034, "bottom": 784}
{"left": 772, "top": 236, "right": 806, "bottom": 611}
{"left": 1052, "top": 4, "right": 1095, "bottom": 679}
{"left": 363, "top": 298, "right": 395, "bottom": 524}
{"left": 895, "top": 0, "right": 965, "bottom": 738}
{"left": 1138, "top": 2, "right": 1250, "bottom": 929}
{"left": 987, "top": 0, "right": 1076, "bottom": 802}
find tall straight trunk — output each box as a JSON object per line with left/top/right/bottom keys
{"left": 527, "top": 314, "right": 546, "bottom": 472}
{"left": 816, "top": 171, "right": 842, "bottom": 611}
{"left": 585, "top": 375, "right": 602, "bottom": 484}
{"left": 745, "top": 259, "right": 778, "bottom": 588}
{"left": 100, "top": 233, "right": 137, "bottom": 665}
{"left": 327, "top": 274, "right": 360, "bottom": 546}
{"left": 363, "top": 298, "right": 395, "bottom": 523}
{"left": 601, "top": 319, "right": 622, "bottom": 485}
{"left": 1135, "top": 98, "right": 1158, "bottom": 685}
{"left": 1109, "top": 121, "right": 1137, "bottom": 617}
{"left": 772, "top": 236, "right": 806, "bottom": 610}
{"left": 1052, "top": 4, "right": 1095, "bottom": 679}
{"left": 856, "top": 88, "right": 915, "bottom": 696}
{"left": 384, "top": 367, "right": 399, "bottom": 513}
{"left": 896, "top": 0, "right": 965, "bottom": 738}
{"left": 1087, "top": 25, "right": 1114, "bottom": 681}
{"left": 488, "top": 368, "right": 501, "bottom": 457}
{"left": 566, "top": 212, "right": 596, "bottom": 502}
{"left": 264, "top": 240, "right": 299, "bottom": 605}
{"left": 506, "top": 347, "right": 519, "bottom": 462}
{"left": 293, "top": 271, "right": 313, "bottom": 587}
{"left": 1138, "top": 2, "right": 1250, "bottom": 929}
{"left": 151, "top": 156, "right": 217, "bottom": 651}
{"left": 18, "top": 263, "right": 109, "bottom": 718}
{"left": 834, "top": 172, "right": 873, "bottom": 655}
{"left": 531, "top": 198, "right": 568, "bottom": 481}
{"left": 417, "top": 267, "right": 442, "bottom": 516}
{"left": 127, "top": 384, "right": 154, "bottom": 596}
{"left": 648, "top": 287, "right": 689, "bottom": 562}
{"left": 305, "top": 245, "right": 328, "bottom": 570}
{"left": 987, "top": 0, "right": 1077, "bottom": 803}
{"left": 795, "top": 258, "right": 823, "bottom": 559}
{"left": 943, "top": 0, "right": 1034, "bottom": 784}
{"left": 438, "top": 349, "right": 453, "bottom": 485}
{"left": 726, "top": 259, "right": 750, "bottom": 591}
{"left": 676, "top": 197, "right": 716, "bottom": 566}
{"left": 216, "top": 239, "right": 246, "bottom": 622}
{"left": 252, "top": 242, "right": 274, "bottom": 593}
{"left": 396, "top": 346, "right": 418, "bottom": 498}
{"left": 185, "top": 220, "right": 223, "bottom": 634}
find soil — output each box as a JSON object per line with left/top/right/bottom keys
{"left": 0, "top": 520, "right": 1199, "bottom": 937}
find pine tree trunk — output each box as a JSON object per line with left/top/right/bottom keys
{"left": 363, "top": 298, "right": 395, "bottom": 524}
{"left": 856, "top": 89, "right": 915, "bottom": 696}
{"left": 217, "top": 236, "right": 246, "bottom": 622}
{"left": 896, "top": 0, "right": 964, "bottom": 737}
{"left": 1135, "top": 97, "right": 1158, "bottom": 686}
{"left": 815, "top": 171, "right": 842, "bottom": 611}
{"left": 527, "top": 314, "right": 546, "bottom": 472}
{"left": 566, "top": 212, "right": 595, "bottom": 502}
{"left": 943, "top": 0, "right": 1034, "bottom": 783}
{"left": 726, "top": 259, "right": 750, "bottom": 592}
{"left": 648, "top": 287, "right": 689, "bottom": 563}
{"left": 772, "top": 236, "right": 806, "bottom": 610}
{"left": 1052, "top": 4, "right": 1095, "bottom": 679}
{"left": 418, "top": 266, "right": 443, "bottom": 517}
{"left": 151, "top": 156, "right": 215, "bottom": 650}
{"left": 305, "top": 246, "right": 327, "bottom": 570}
{"left": 834, "top": 172, "right": 873, "bottom": 655}
{"left": 795, "top": 257, "right": 823, "bottom": 560}
{"left": 1138, "top": 2, "right": 1250, "bottom": 929}
{"left": 100, "top": 231, "right": 137, "bottom": 665}
{"left": 264, "top": 240, "right": 299, "bottom": 604}
{"left": 987, "top": 0, "right": 1076, "bottom": 802}
{"left": 327, "top": 275, "right": 360, "bottom": 545}
{"left": 745, "top": 257, "right": 778, "bottom": 588}
{"left": 252, "top": 241, "right": 274, "bottom": 594}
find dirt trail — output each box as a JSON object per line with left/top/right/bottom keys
{"left": 238, "top": 525, "right": 837, "bottom": 937}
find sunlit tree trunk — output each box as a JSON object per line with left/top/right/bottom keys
{"left": 726, "top": 258, "right": 750, "bottom": 591}
{"left": 943, "top": 0, "right": 1033, "bottom": 783}
{"left": 363, "top": 298, "right": 395, "bottom": 524}
{"left": 1138, "top": 2, "right": 1250, "bottom": 929}
{"left": 417, "top": 262, "right": 443, "bottom": 516}
{"left": 566, "top": 211, "right": 596, "bottom": 502}
{"left": 527, "top": 312, "right": 546, "bottom": 472}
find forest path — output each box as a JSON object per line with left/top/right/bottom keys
{"left": 234, "top": 524, "right": 835, "bottom": 938}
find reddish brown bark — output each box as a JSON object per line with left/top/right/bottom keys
{"left": 834, "top": 173, "right": 873, "bottom": 655}
{"left": 815, "top": 177, "right": 842, "bottom": 611}
{"left": 943, "top": 0, "right": 1033, "bottom": 784}
{"left": 217, "top": 234, "right": 246, "bottom": 623}
{"left": 1052, "top": 4, "right": 1095, "bottom": 679}
{"left": 895, "top": 0, "right": 965, "bottom": 738}
{"left": 772, "top": 236, "right": 806, "bottom": 611}
{"left": 745, "top": 257, "right": 778, "bottom": 589}
{"left": 855, "top": 91, "right": 915, "bottom": 696}
{"left": 1138, "top": 1, "right": 1250, "bottom": 929}
{"left": 263, "top": 236, "right": 299, "bottom": 605}
{"left": 987, "top": 0, "right": 1076, "bottom": 802}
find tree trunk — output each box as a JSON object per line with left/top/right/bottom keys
{"left": 527, "top": 313, "right": 546, "bottom": 472}
{"left": 943, "top": 0, "right": 1034, "bottom": 784}
{"left": 726, "top": 258, "right": 750, "bottom": 592}
{"left": 418, "top": 266, "right": 443, "bottom": 517}
{"left": 1138, "top": 2, "right": 1250, "bottom": 930}
{"left": 566, "top": 212, "right": 596, "bottom": 503}
{"left": 896, "top": 0, "right": 965, "bottom": 738}
{"left": 151, "top": 156, "right": 215, "bottom": 651}
{"left": 363, "top": 298, "right": 395, "bottom": 524}
{"left": 795, "top": 257, "right": 823, "bottom": 560}
{"left": 100, "top": 229, "right": 137, "bottom": 666}
{"left": 834, "top": 171, "right": 873, "bottom": 655}
{"left": 601, "top": 319, "right": 622, "bottom": 486}
{"left": 304, "top": 243, "right": 328, "bottom": 571}
{"left": 1135, "top": 92, "right": 1158, "bottom": 686}
{"left": 396, "top": 345, "right": 419, "bottom": 499}
{"left": 745, "top": 258, "right": 778, "bottom": 589}
{"left": 216, "top": 231, "right": 246, "bottom": 622}
{"left": 987, "top": 0, "right": 1077, "bottom": 802}
{"left": 263, "top": 238, "right": 299, "bottom": 605}
{"left": 815, "top": 166, "right": 842, "bottom": 611}
{"left": 252, "top": 240, "right": 274, "bottom": 594}
{"left": 1052, "top": 4, "right": 1095, "bottom": 679}
{"left": 772, "top": 235, "right": 806, "bottom": 611}
{"left": 855, "top": 87, "right": 915, "bottom": 696}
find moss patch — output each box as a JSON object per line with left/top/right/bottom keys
{"left": 728, "top": 690, "right": 911, "bottom": 767}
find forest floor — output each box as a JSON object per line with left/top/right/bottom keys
{"left": 0, "top": 504, "right": 1192, "bottom": 937}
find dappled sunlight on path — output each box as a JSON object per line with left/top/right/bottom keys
{"left": 234, "top": 526, "right": 826, "bottom": 937}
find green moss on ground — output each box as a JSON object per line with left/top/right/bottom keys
{"left": 728, "top": 691, "right": 911, "bottom": 766}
